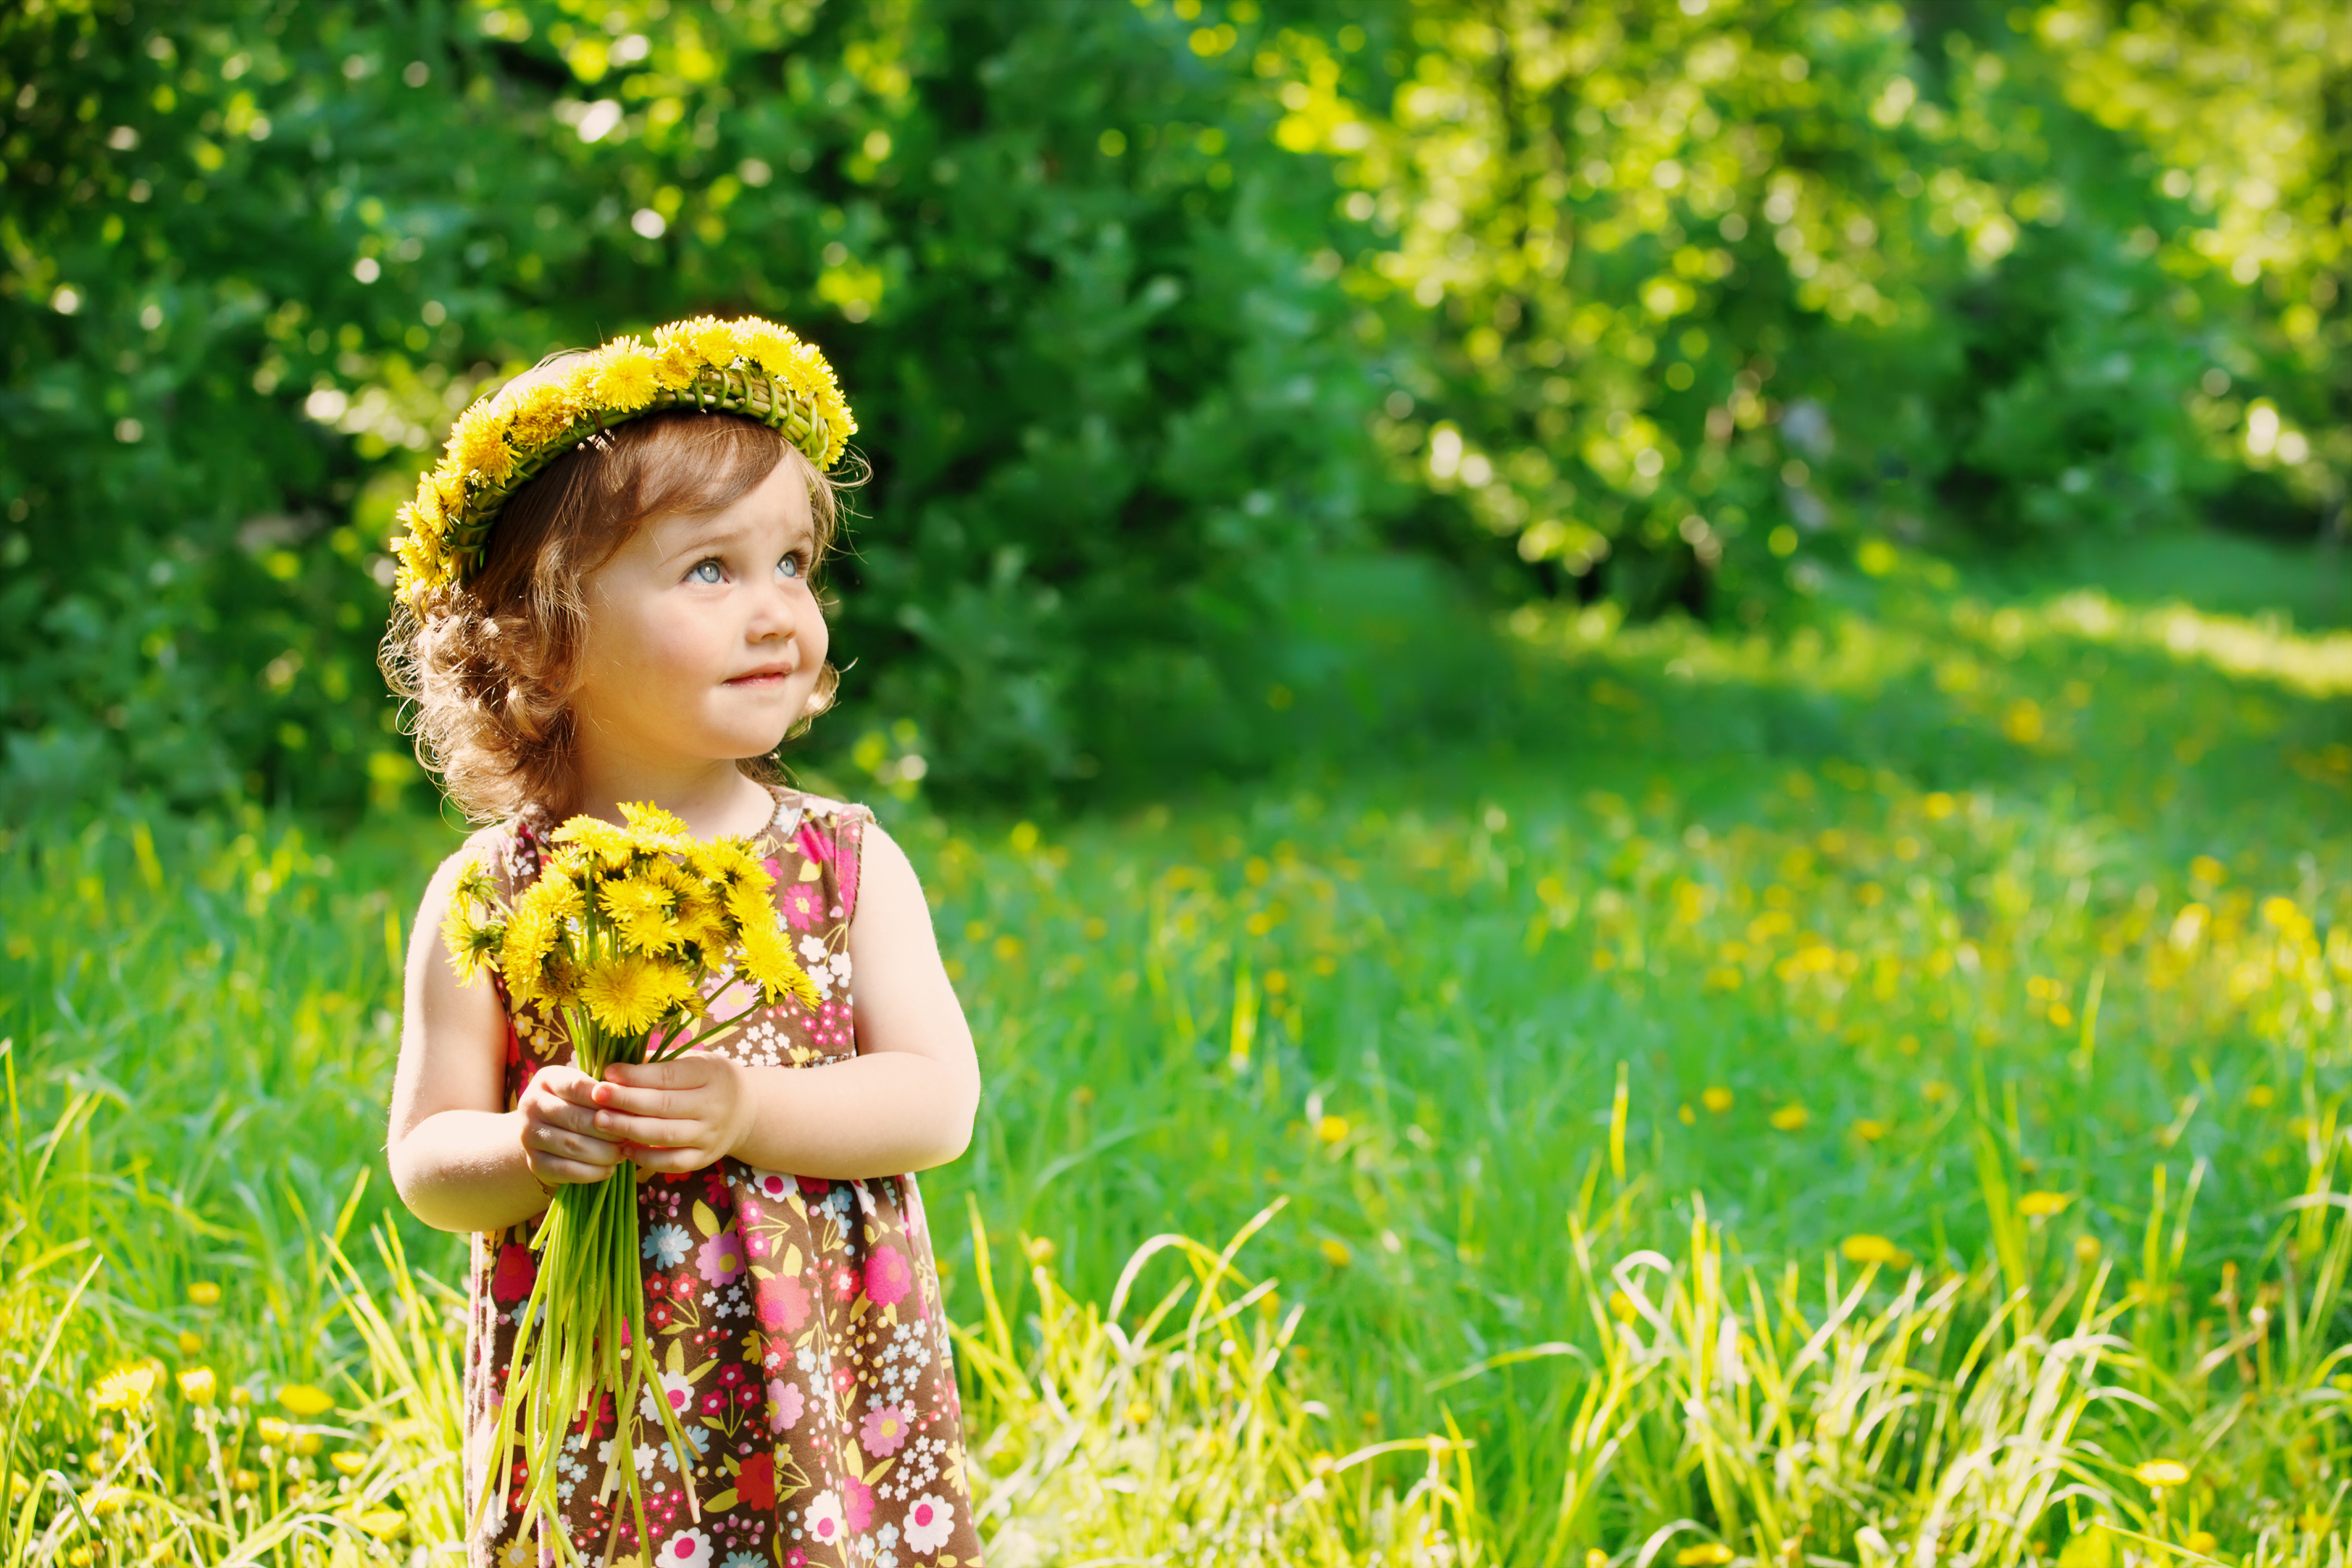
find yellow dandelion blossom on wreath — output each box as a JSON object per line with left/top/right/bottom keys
{"left": 578, "top": 952, "right": 701, "bottom": 1035}
{"left": 447, "top": 403, "right": 515, "bottom": 487}
{"left": 590, "top": 339, "right": 662, "bottom": 413}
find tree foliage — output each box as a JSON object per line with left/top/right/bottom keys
{"left": 1, "top": 0, "right": 2341, "bottom": 812}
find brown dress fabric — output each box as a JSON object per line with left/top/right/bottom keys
{"left": 461, "top": 786, "right": 985, "bottom": 1568}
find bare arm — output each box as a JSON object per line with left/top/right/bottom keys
{"left": 587, "top": 818, "right": 982, "bottom": 1179}
{"left": 385, "top": 834, "right": 632, "bottom": 1233}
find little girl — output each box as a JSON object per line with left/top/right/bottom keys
{"left": 381, "top": 317, "right": 986, "bottom": 1568}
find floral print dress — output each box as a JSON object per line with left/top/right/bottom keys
{"left": 463, "top": 787, "right": 985, "bottom": 1568}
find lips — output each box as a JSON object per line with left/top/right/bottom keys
{"left": 724, "top": 663, "right": 795, "bottom": 687}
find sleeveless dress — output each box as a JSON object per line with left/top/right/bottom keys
{"left": 462, "top": 786, "right": 986, "bottom": 1568}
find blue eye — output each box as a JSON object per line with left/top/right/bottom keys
{"left": 777, "top": 554, "right": 803, "bottom": 580}
{"left": 688, "top": 560, "right": 724, "bottom": 585}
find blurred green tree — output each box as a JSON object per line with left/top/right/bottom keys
{"left": 2, "top": 0, "right": 1380, "bottom": 813}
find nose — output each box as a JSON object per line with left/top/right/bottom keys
{"left": 747, "top": 572, "right": 802, "bottom": 645}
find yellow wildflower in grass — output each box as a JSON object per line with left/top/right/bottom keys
{"left": 291, "top": 1431, "right": 322, "bottom": 1457}
{"left": 1316, "top": 1114, "right": 1350, "bottom": 1144}
{"left": 2186, "top": 1533, "right": 2219, "bottom": 1557}
{"left": 232, "top": 1469, "right": 260, "bottom": 1493}
{"left": 186, "top": 1281, "right": 221, "bottom": 1307}
{"left": 2133, "top": 1458, "right": 2190, "bottom": 1488}
{"left": 175, "top": 1330, "right": 201, "bottom": 1356}
{"left": 578, "top": 951, "right": 701, "bottom": 1035}
{"left": 1608, "top": 1290, "right": 1640, "bottom": 1324}
{"left": 1769, "top": 1104, "right": 1810, "bottom": 1132}
{"left": 2019, "top": 1191, "right": 2071, "bottom": 1218}
{"left": 256, "top": 1416, "right": 291, "bottom": 1446}
{"left": 1677, "top": 1545, "right": 1734, "bottom": 1566}
{"left": 176, "top": 1367, "right": 217, "bottom": 1406}
{"left": 2190, "top": 854, "right": 2226, "bottom": 887}
{"left": 279, "top": 1383, "right": 334, "bottom": 1416}
{"left": 359, "top": 1508, "right": 407, "bottom": 1540}
{"left": 1841, "top": 1233, "right": 1913, "bottom": 1268}
{"left": 1587, "top": 1552, "right": 1609, "bottom": 1568}
{"left": 2075, "top": 1234, "right": 2103, "bottom": 1264}
{"left": 87, "top": 1485, "right": 132, "bottom": 1517}
{"left": 330, "top": 1452, "right": 366, "bottom": 1476}
{"left": 1853, "top": 1118, "right": 1889, "bottom": 1142}
{"left": 91, "top": 1362, "right": 160, "bottom": 1413}
{"left": 1319, "top": 1237, "right": 1353, "bottom": 1266}
{"left": 1701, "top": 1086, "right": 1734, "bottom": 1113}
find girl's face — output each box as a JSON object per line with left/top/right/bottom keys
{"left": 570, "top": 456, "right": 829, "bottom": 771}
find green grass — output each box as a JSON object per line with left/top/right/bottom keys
{"left": 8, "top": 537, "right": 2352, "bottom": 1564}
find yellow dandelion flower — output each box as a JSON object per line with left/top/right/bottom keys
{"left": 177, "top": 1367, "right": 217, "bottom": 1406}
{"left": 330, "top": 1452, "right": 366, "bottom": 1476}
{"left": 359, "top": 1508, "right": 407, "bottom": 1540}
{"left": 278, "top": 1383, "right": 334, "bottom": 1416}
{"left": 291, "top": 1430, "right": 322, "bottom": 1457}
{"left": 579, "top": 952, "right": 700, "bottom": 1034}
{"left": 91, "top": 1362, "right": 160, "bottom": 1413}
{"left": 1318, "top": 1237, "right": 1352, "bottom": 1266}
{"left": 501, "top": 379, "right": 579, "bottom": 446}
{"left": 738, "top": 318, "right": 797, "bottom": 375}
{"left": 1853, "top": 1118, "right": 1889, "bottom": 1142}
{"left": 87, "top": 1485, "right": 132, "bottom": 1517}
{"left": 590, "top": 339, "right": 661, "bottom": 413}
{"left": 1840, "top": 1233, "right": 1913, "bottom": 1268}
{"left": 448, "top": 403, "right": 516, "bottom": 486}
{"left": 651, "top": 333, "right": 701, "bottom": 390}
{"left": 408, "top": 481, "right": 443, "bottom": 531}
{"left": 1316, "top": 1114, "right": 1349, "bottom": 1144}
{"left": 1701, "top": 1086, "right": 1734, "bottom": 1114}
{"left": 737, "top": 916, "right": 820, "bottom": 1009}
{"left": 175, "top": 1330, "right": 201, "bottom": 1355}
{"left": 1769, "top": 1104, "right": 1810, "bottom": 1132}
{"left": 2018, "top": 1191, "right": 2070, "bottom": 1218}
{"left": 256, "top": 1416, "right": 291, "bottom": 1446}
{"left": 554, "top": 815, "right": 639, "bottom": 871}
{"left": 691, "top": 317, "right": 745, "bottom": 368}
{"left": 599, "top": 874, "right": 684, "bottom": 954}
{"left": 187, "top": 1281, "right": 221, "bottom": 1307}
{"left": 443, "top": 900, "right": 505, "bottom": 984}
{"left": 1609, "top": 1289, "right": 1640, "bottom": 1323}
{"left": 617, "top": 799, "right": 694, "bottom": 844}
{"left": 232, "top": 1468, "right": 260, "bottom": 1493}
{"left": 1675, "top": 1545, "right": 1733, "bottom": 1566}
{"left": 2132, "top": 1458, "right": 2190, "bottom": 1488}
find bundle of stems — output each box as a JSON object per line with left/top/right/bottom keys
{"left": 443, "top": 802, "right": 817, "bottom": 1567}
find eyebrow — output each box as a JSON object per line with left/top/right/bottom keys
{"left": 657, "top": 515, "right": 816, "bottom": 567}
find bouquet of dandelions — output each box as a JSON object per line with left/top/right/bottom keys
{"left": 443, "top": 801, "right": 816, "bottom": 1566}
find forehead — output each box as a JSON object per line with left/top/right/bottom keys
{"left": 636, "top": 456, "right": 815, "bottom": 554}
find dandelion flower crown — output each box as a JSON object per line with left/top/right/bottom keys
{"left": 390, "top": 314, "right": 855, "bottom": 614}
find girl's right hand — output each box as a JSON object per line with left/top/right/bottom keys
{"left": 518, "top": 1064, "right": 631, "bottom": 1185}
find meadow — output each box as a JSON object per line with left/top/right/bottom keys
{"left": 6, "top": 540, "right": 2352, "bottom": 1566}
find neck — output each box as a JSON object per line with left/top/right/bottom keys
{"left": 566, "top": 744, "right": 776, "bottom": 841}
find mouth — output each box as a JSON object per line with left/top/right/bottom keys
{"left": 723, "top": 663, "right": 795, "bottom": 688}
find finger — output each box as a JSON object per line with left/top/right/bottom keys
{"left": 605, "top": 1059, "right": 692, "bottom": 1091}
{"left": 592, "top": 1083, "right": 684, "bottom": 1119}
{"left": 534, "top": 1156, "right": 620, "bottom": 1187}
{"left": 527, "top": 1122, "right": 627, "bottom": 1169}
{"left": 528, "top": 1097, "right": 609, "bottom": 1139}
{"left": 544, "top": 1072, "right": 606, "bottom": 1106}
{"left": 630, "top": 1145, "right": 708, "bottom": 1176}
{"left": 594, "top": 1109, "right": 698, "bottom": 1147}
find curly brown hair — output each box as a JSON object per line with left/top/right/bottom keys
{"left": 381, "top": 405, "right": 849, "bottom": 825}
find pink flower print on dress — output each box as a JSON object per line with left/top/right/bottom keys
{"left": 782, "top": 883, "right": 822, "bottom": 930}
{"left": 658, "top": 1527, "right": 712, "bottom": 1568}
{"left": 697, "top": 1227, "right": 747, "bottom": 1286}
{"left": 859, "top": 1400, "right": 915, "bottom": 1458}
{"left": 754, "top": 1272, "right": 811, "bottom": 1334}
{"left": 864, "top": 1246, "right": 914, "bottom": 1308}
{"left": 747, "top": 1170, "right": 794, "bottom": 1204}
{"left": 842, "top": 1475, "right": 874, "bottom": 1532}
{"left": 802, "top": 1491, "right": 846, "bottom": 1550}
{"left": 766, "top": 1378, "right": 803, "bottom": 1433}
{"left": 904, "top": 1496, "right": 955, "bottom": 1555}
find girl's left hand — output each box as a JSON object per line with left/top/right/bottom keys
{"left": 590, "top": 1054, "right": 755, "bottom": 1174}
